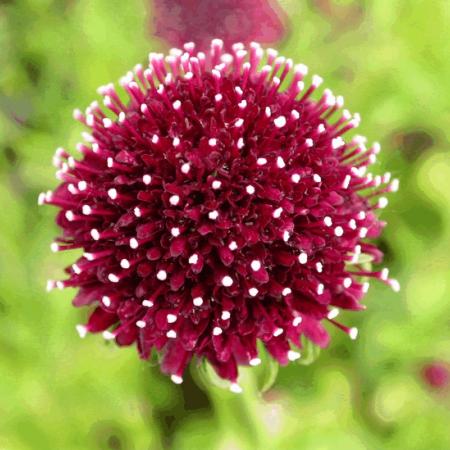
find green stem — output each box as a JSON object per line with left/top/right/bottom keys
{"left": 197, "top": 368, "right": 269, "bottom": 450}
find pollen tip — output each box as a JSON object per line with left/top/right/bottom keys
{"left": 76, "top": 324, "right": 88, "bottom": 338}
{"left": 171, "top": 374, "right": 183, "bottom": 384}
{"left": 229, "top": 383, "right": 243, "bottom": 394}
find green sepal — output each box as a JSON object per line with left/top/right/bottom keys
{"left": 297, "top": 337, "right": 321, "bottom": 366}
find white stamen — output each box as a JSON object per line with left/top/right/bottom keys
{"left": 228, "top": 241, "right": 238, "bottom": 251}
{"left": 317, "top": 283, "right": 324, "bottom": 295}
{"left": 222, "top": 276, "right": 233, "bottom": 287}
{"left": 230, "top": 383, "right": 243, "bottom": 394}
{"left": 378, "top": 197, "right": 389, "bottom": 209}
{"left": 38, "top": 192, "right": 46, "bottom": 205}
{"left": 171, "top": 227, "right": 180, "bottom": 237}
{"left": 251, "top": 260, "right": 261, "bottom": 271}
{"left": 249, "top": 357, "right": 261, "bottom": 366}
{"left": 273, "top": 328, "right": 284, "bottom": 337}
{"left": 312, "top": 75, "right": 323, "bottom": 87}
{"left": 221, "top": 311, "right": 231, "bottom": 320}
{"left": 171, "top": 375, "right": 183, "bottom": 384}
{"left": 246, "top": 185, "right": 255, "bottom": 195}
{"left": 166, "top": 330, "right": 177, "bottom": 339}
{"left": 332, "top": 137, "right": 345, "bottom": 149}
{"left": 288, "top": 350, "right": 301, "bottom": 361}
{"left": 334, "top": 226, "right": 344, "bottom": 237}
{"left": 120, "top": 259, "right": 130, "bottom": 269}
{"left": 305, "top": 138, "right": 314, "bottom": 147}
{"left": 362, "top": 282, "right": 370, "bottom": 293}
{"left": 107, "top": 188, "right": 117, "bottom": 200}
{"left": 349, "top": 327, "right": 358, "bottom": 340}
{"left": 249, "top": 287, "right": 259, "bottom": 297}
{"left": 274, "top": 116, "right": 287, "bottom": 128}
{"left": 103, "top": 331, "right": 116, "bottom": 340}
{"left": 102, "top": 296, "right": 111, "bottom": 307}
{"left": 213, "top": 326, "right": 222, "bottom": 336}
{"left": 291, "top": 173, "right": 301, "bottom": 183}
{"left": 359, "top": 227, "right": 368, "bottom": 238}
{"left": 108, "top": 273, "right": 120, "bottom": 283}
{"left": 265, "top": 106, "right": 271, "bottom": 117}
{"left": 317, "top": 124, "right": 325, "bottom": 133}
{"left": 193, "top": 297, "right": 203, "bottom": 307}
{"left": 273, "top": 207, "right": 283, "bottom": 218}
{"left": 342, "top": 174, "right": 351, "bottom": 189}
{"left": 152, "top": 135, "right": 159, "bottom": 144}
{"left": 82, "top": 205, "right": 92, "bottom": 215}
{"left": 189, "top": 254, "right": 199, "bottom": 265}
{"left": 90, "top": 229, "right": 100, "bottom": 240}
{"left": 381, "top": 268, "right": 389, "bottom": 281}
{"left": 298, "top": 252, "right": 308, "bottom": 264}
{"left": 238, "top": 100, "right": 247, "bottom": 109}
{"left": 169, "top": 195, "right": 180, "bottom": 206}
{"left": 234, "top": 118, "right": 244, "bottom": 127}
{"left": 282, "top": 287, "right": 292, "bottom": 296}
{"left": 343, "top": 277, "right": 352, "bottom": 288}
{"left": 143, "top": 174, "right": 152, "bottom": 185}
{"left": 324, "top": 216, "right": 332, "bottom": 227}
{"left": 172, "top": 100, "right": 181, "bottom": 110}
{"left": 103, "top": 118, "right": 113, "bottom": 128}
{"left": 208, "top": 138, "right": 217, "bottom": 147}
{"left": 390, "top": 179, "right": 400, "bottom": 192}
{"left": 78, "top": 180, "right": 87, "bottom": 191}
{"left": 327, "top": 308, "right": 339, "bottom": 320}
{"left": 389, "top": 279, "right": 401, "bottom": 292}
{"left": 237, "top": 138, "right": 245, "bottom": 149}
{"left": 257, "top": 157, "right": 267, "bottom": 166}
{"left": 50, "top": 242, "right": 59, "bottom": 253}
{"left": 214, "top": 93, "right": 223, "bottom": 102}
{"left": 283, "top": 230, "right": 290, "bottom": 242}
{"left": 212, "top": 180, "right": 221, "bottom": 189}
{"left": 167, "top": 314, "right": 177, "bottom": 324}
{"left": 208, "top": 210, "right": 219, "bottom": 220}
{"left": 134, "top": 207, "right": 141, "bottom": 217}
{"left": 136, "top": 320, "right": 146, "bottom": 329}
{"left": 181, "top": 162, "right": 190, "bottom": 174}
{"left": 157, "top": 270, "right": 167, "bottom": 281}
{"left": 172, "top": 137, "right": 180, "bottom": 147}
{"left": 130, "top": 237, "right": 139, "bottom": 249}
{"left": 76, "top": 324, "right": 87, "bottom": 338}
{"left": 277, "top": 156, "right": 286, "bottom": 168}
{"left": 292, "top": 316, "right": 302, "bottom": 327}
{"left": 294, "top": 63, "right": 308, "bottom": 76}
{"left": 316, "top": 262, "right": 323, "bottom": 273}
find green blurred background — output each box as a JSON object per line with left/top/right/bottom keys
{"left": 1, "top": 0, "right": 449, "bottom": 449}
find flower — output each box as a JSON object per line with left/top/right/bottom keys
{"left": 150, "top": 0, "right": 287, "bottom": 50}
{"left": 42, "top": 40, "right": 399, "bottom": 389}
{"left": 421, "top": 362, "right": 449, "bottom": 390}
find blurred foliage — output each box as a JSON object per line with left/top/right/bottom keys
{"left": 1, "top": 0, "right": 449, "bottom": 449}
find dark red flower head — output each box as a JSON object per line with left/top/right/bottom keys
{"left": 42, "top": 40, "right": 399, "bottom": 390}
{"left": 150, "top": 0, "right": 287, "bottom": 51}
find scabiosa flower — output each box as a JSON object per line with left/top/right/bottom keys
{"left": 42, "top": 40, "right": 399, "bottom": 390}
{"left": 421, "top": 362, "right": 449, "bottom": 390}
{"left": 150, "top": 0, "right": 287, "bottom": 50}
